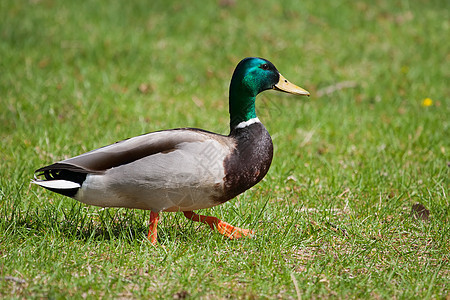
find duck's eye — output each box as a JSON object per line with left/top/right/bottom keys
{"left": 260, "top": 63, "right": 269, "bottom": 70}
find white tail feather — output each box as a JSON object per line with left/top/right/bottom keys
{"left": 32, "top": 180, "right": 81, "bottom": 189}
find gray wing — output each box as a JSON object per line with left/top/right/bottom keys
{"left": 35, "top": 128, "right": 223, "bottom": 174}
{"left": 34, "top": 128, "right": 236, "bottom": 212}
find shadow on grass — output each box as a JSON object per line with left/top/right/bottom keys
{"left": 5, "top": 199, "right": 205, "bottom": 244}
{"left": 5, "top": 200, "right": 149, "bottom": 242}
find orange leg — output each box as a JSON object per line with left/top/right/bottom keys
{"left": 183, "top": 211, "right": 253, "bottom": 240}
{"left": 147, "top": 211, "right": 159, "bottom": 245}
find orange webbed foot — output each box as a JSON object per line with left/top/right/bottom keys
{"left": 183, "top": 211, "right": 254, "bottom": 240}
{"left": 215, "top": 219, "right": 254, "bottom": 239}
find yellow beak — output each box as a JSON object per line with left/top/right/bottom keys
{"left": 274, "top": 73, "right": 310, "bottom": 96}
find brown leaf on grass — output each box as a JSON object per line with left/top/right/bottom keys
{"left": 411, "top": 203, "right": 430, "bottom": 221}
{"left": 173, "top": 291, "right": 189, "bottom": 299}
{"left": 138, "top": 83, "right": 152, "bottom": 94}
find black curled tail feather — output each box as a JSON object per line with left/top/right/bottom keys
{"left": 34, "top": 163, "right": 90, "bottom": 198}
{"left": 38, "top": 169, "right": 87, "bottom": 186}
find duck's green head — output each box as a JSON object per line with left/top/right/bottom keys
{"left": 229, "top": 57, "right": 309, "bottom": 129}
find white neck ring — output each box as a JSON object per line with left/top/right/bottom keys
{"left": 235, "top": 117, "right": 261, "bottom": 129}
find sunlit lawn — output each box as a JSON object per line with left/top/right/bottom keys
{"left": 1, "top": 0, "right": 448, "bottom": 298}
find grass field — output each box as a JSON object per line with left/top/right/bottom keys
{"left": 1, "top": 0, "right": 449, "bottom": 298}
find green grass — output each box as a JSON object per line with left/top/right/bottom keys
{"left": 1, "top": 0, "right": 449, "bottom": 298}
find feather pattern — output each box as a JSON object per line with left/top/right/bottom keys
{"left": 34, "top": 128, "right": 237, "bottom": 212}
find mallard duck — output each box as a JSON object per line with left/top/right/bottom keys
{"left": 33, "top": 57, "right": 310, "bottom": 244}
